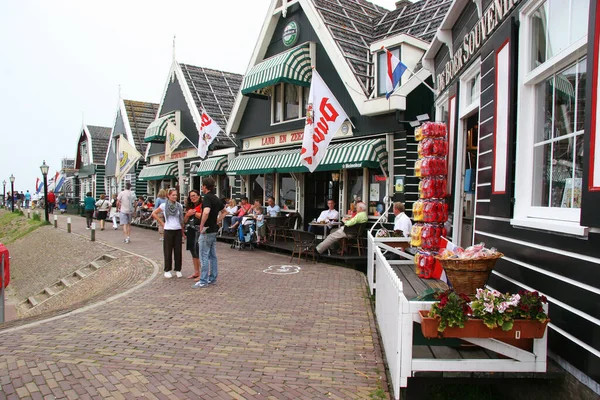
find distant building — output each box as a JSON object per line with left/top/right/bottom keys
{"left": 74, "top": 124, "right": 111, "bottom": 198}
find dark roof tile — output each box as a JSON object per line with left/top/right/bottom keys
{"left": 87, "top": 125, "right": 111, "bottom": 165}
{"left": 123, "top": 100, "right": 160, "bottom": 153}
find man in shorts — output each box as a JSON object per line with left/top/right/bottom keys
{"left": 117, "top": 183, "right": 134, "bottom": 243}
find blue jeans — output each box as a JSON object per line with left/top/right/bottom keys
{"left": 199, "top": 232, "right": 218, "bottom": 285}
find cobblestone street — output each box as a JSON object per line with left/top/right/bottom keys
{"left": 0, "top": 213, "right": 389, "bottom": 399}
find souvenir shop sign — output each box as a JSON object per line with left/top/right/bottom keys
{"left": 437, "top": 0, "right": 521, "bottom": 92}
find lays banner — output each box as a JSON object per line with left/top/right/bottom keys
{"left": 116, "top": 136, "right": 142, "bottom": 182}
{"left": 198, "top": 111, "right": 221, "bottom": 159}
{"left": 300, "top": 69, "right": 349, "bottom": 173}
{"left": 165, "top": 122, "right": 187, "bottom": 158}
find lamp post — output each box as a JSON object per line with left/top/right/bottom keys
{"left": 2, "top": 180, "right": 5, "bottom": 209}
{"left": 40, "top": 161, "right": 49, "bottom": 222}
{"left": 9, "top": 174, "right": 15, "bottom": 212}
{"left": 73, "top": 171, "right": 79, "bottom": 203}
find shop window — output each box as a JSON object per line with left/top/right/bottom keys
{"left": 272, "top": 83, "right": 306, "bottom": 124}
{"left": 218, "top": 175, "right": 230, "bottom": 199}
{"left": 513, "top": 0, "right": 589, "bottom": 234}
{"left": 279, "top": 174, "right": 296, "bottom": 210}
{"left": 347, "top": 169, "right": 364, "bottom": 212}
{"left": 368, "top": 169, "right": 387, "bottom": 216}
{"left": 250, "top": 174, "right": 274, "bottom": 204}
{"left": 377, "top": 47, "right": 400, "bottom": 97}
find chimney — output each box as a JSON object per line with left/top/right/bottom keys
{"left": 395, "top": 0, "right": 412, "bottom": 10}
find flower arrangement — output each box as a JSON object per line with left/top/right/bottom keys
{"left": 426, "top": 288, "right": 549, "bottom": 333}
{"left": 428, "top": 290, "right": 472, "bottom": 332}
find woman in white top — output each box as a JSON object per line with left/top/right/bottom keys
{"left": 152, "top": 188, "right": 186, "bottom": 278}
{"left": 95, "top": 194, "right": 111, "bottom": 231}
{"left": 222, "top": 199, "right": 238, "bottom": 233}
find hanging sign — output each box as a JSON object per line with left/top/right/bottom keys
{"left": 282, "top": 21, "right": 299, "bottom": 47}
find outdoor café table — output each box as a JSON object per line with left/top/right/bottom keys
{"left": 308, "top": 221, "right": 340, "bottom": 239}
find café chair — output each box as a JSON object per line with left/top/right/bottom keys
{"left": 290, "top": 229, "right": 316, "bottom": 264}
{"left": 279, "top": 213, "right": 302, "bottom": 242}
{"left": 340, "top": 222, "right": 368, "bottom": 256}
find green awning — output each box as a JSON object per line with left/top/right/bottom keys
{"left": 138, "top": 163, "right": 177, "bottom": 181}
{"left": 195, "top": 156, "right": 228, "bottom": 176}
{"left": 227, "top": 138, "right": 388, "bottom": 175}
{"left": 241, "top": 43, "right": 312, "bottom": 97}
{"left": 144, "top": 111, "right": 177, "bottom": 143}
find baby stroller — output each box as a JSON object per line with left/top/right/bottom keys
{"left": 231, "top": 217, "right": 256, "bottom": 250}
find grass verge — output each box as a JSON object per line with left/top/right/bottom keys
{"left": 0, "top": 209, "right": 48, "bottom": 244}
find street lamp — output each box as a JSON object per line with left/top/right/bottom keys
{"left": 2, "top": 180, "right": 5, "bottom": 209}
{"left": 9, "top": 174, "right": 15, "bottom": 212}
{"left": 40, "top": 161, "right": 49, "bottom": 222}
{"left": 73, "top": 171, "right": 79, "bottom": 202}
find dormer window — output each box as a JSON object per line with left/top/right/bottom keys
{"left": 377, "top": 47, "right": 401, "bottom": 97}
{"left": 271, "top": 83, "right": 309, "bottom": 124}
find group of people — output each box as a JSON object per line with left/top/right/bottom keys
{"left": 222, "top": 196, "right": 281, "bottom": 242}
{"left": 3, "top": 190, "right": 72, "bottom": 214}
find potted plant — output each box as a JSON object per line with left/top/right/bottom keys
{"left": 419, "top": 288, "right": 549, "bottom": 339}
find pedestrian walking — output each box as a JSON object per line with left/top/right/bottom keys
{"left": 184, "top": 190, "right": 202, "bottom": 280}
{"left": 193, "top": 177, "right": 226, "bottom": 288}
{"left": 117, "top": 183, "right": 134, "bottom": 243}
{"left": 83, "top": 192, "right": 95, "bottom": 229}
{"left": 47, "top": 191, "right": 56, "bottom": 214}
{"left": 155, "top": 189, "right": 167, "bottom": 241}
{"left": 95, "top": 194, "right": 111, "bottom": 231}
{"left": 152, "top": 188, "right": 185, "bottom": 278}
{"left": 24, "top": 190, "right": 31, "bottom": 209}
{"left": 109, "top": 194, "right": 119, "bottom": 229}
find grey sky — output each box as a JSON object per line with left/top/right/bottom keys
{"left": 0, "top": 0, "right": 272, "bottom": 193}
{"left": 0, "top": 0, "right": 396, "bottom": 194}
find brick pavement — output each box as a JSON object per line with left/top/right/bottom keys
{"left": 0, "top": 213, "right": 389, "bottom": 399}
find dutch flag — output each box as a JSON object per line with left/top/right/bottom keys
{"left": 384, "top": 47, "right": 408, "bottom": 99}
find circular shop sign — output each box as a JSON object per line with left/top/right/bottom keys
{"left": 263, "top": 265, "right": 301, "bottom": 275}
{"left": 282, "top": 21, "right": 299, "bottom": 47}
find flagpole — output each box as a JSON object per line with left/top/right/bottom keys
{"left": 381, "top": 46, "right": 437, "bottom": 96}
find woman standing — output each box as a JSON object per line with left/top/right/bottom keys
{"left": 109, "top": 194, "right": 119, "bottom": 229}
{"left": 155, "top": 189, "right": 167, "bottom": 241}
{"left": 152, "top": 188, "right": 185, "bottom": 278}
{"left": 83, "top": 192, "right": 95, "bottom": 229}
{"left": 95, "top": 194, "right": 111, "bottom": 231}
{"left": 184, "top": 190, "right": 202, "bottom": 280}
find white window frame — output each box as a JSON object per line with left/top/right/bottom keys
{"left": 375, "top": 47, "right": 401, "bottom": 98}
{"left": 512, "top": 0, "right": 589, "bottom": 236}
{"left": 436, "top": 92, "right": 456, "bottom": 197}
{"left": 459, "top": 60, "right": 481, "bottom": 119}
{"left": 271, "top": 83, "right": 307, "bottom": 125}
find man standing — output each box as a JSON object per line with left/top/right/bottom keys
{"left": 117, "top": 183, "right": 134, "bottom": 243}
{"left": 266, "top": 196, "right": 280, "bottom": 217}
{"left": 24, "top": 190, "right": 31, "bottom": 209}
{"left": 316, "top": 202, "right": 368, "bottom": 254}
{"left": 193, "top": 177, "right": 225, "bottom": 288}
{"left": 47, "top": 191, "right": 56, "bottom": 214}
{"left": 393, "top": 202, "right": 412, "bottom": 237}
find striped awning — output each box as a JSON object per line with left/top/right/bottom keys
{"left": 550, "top": 74, "right": 575, "bottom": 100}
{"left": 195, "top": 156, "right": 228, "bottom": 176}
{"left": 138, "top": 163, "right": 178, "bottom": 181}
{"left": 144, "top": 111, "right": 177, "bottom": 143}
{"left": 241, "top": 43, "right": 312, "bottom": 97}
{"left": 227, "top": 139, "right": 388, "bottom": 175}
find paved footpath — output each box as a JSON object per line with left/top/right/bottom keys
{"left": 0, "top": 213, "right": 389, "bottom": 399}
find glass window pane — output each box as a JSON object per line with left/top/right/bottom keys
{"left": 302, "top": 86, "right": 309, "bottom": 117}
{"left": 551, "top": 137, "right": 574, "bottom": 207}
{"left": 347, "top": 169, "right": 363, "bottom": 212}
{"left": 251, "top": 175, "right": 265, "bottom": 204}
{"left": 377, "top": 48, "right": 400, "bottom": 97}
{"left": 368, "top": 169, "right": 386, "bottom": 216}
{"left": 530, "top": 2, "right": 548, "bottom": 70}
{"left": 273, "top": 85, "right": 282, "bottom": 123}
{"left": 532, "top": 143, "right": 552, "bottom": 207}
{"left": 575, "top": 57, "right": 587, "bottom": 131}
{"left": 534, "top": 77, "right": 553, "bottom": 143}
{"left": 553, "top": 65, "right": 576, "bottom": 138}
{"left": 279, "top": 174, "right": 296, "bottom": 210}
{"left": 284, "top": 84, "right": 299, "bottom": 120}
{"left": 547, "top": 0, "right": 570, "bottom": 59}
{"left": 265, "top": 174, "right": 274, "bottom": 200}
{"left": 569, "top": 0, "right": 589, "bottom": 45}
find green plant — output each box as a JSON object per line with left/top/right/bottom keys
{"left": 515, "top": 290, "right": 549, "bottom": 322}
{"left": 470, "top": 288, "right": 520, "bottom": 331}
{"left": 32, "top": 212, "right": 41, "bottom": 221}
{"left": 429, "top": 290, "right": 471, "bottom": 332}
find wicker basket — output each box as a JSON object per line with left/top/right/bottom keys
{"left": 436, "top": 253, "right": 504, "bottom": 296}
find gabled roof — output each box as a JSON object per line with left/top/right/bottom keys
{"left": 312, "top": 0, "right": 452, "bottom": 96}
{"left": 179, "top": 64, "right": 242, "bottom": 130}
{"left": 122, "top": 99, "right": 159, "bottom": 153}
{"left": 86, "top": 125, "right": 111, "bottom": 165}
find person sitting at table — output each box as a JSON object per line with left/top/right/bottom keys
{"left": 266, "top": 196, "right": 280, "bottom": 217}
{"left": 316, "top": 202, "right": 368, "bottom": 255}
{"left": 393, "top": 201, "right": 412, "bottom": 237}
{"left": 221, "top": 199, "right": 238, "bottom": 233}
{"left": 308, "top": 199, "right": 339, "bottom": 235}
{"left": 229, "top": 197, "right": 252, "bottom": 232}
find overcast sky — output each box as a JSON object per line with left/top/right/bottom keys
{"left": 0, "top": 0, "right": 396, "bottom": 194}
